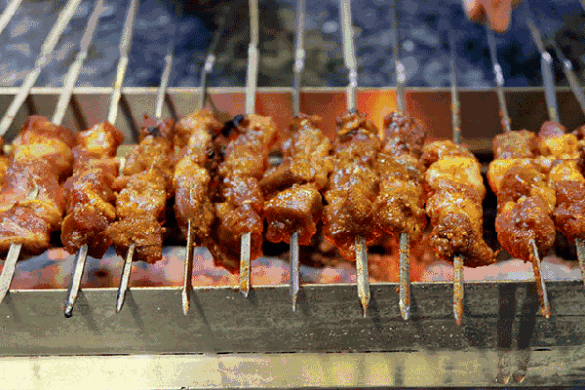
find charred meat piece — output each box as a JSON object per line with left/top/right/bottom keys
{"left": 173, "top": 110, "right": 223, "bottom": 244}
{"left": 260, "top": 115, "right": 333, "bottom": 196}
{"left": 488, "top": 125, "right": 558, "bottom": 260}
{"left": 207, "top": 114, "right": 278, "bottom": 272}
{"left": 260, "top": 114, "right": 332, "bottom": 251}
{"left": 537, "top": 121, "right": 585, "bottom": 244}
{"left": 322, "top": 111, "right": 382, "bottom": 261}
{"left": 423, "top": 140, "right": 496, "bottom": 266}
{"left": 375, "top": 112, "right": 427, "bottom": 242}
{"left": 106, "top": 121, "right": 175, "bottom": 263}
{"left": 61, "top": 122, "right": 124, "bottom": 258}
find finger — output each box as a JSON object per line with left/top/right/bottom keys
{"left": 464, "top": 0, "right": 486, "bottom": 22}
{"left": 486, "top": 0, "right": 513, "bottom": 33}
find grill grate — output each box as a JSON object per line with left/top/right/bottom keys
{"left": 0, "top": 0, "right": 585, "bottom": 386}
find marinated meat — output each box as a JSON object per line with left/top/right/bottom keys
{"left": 375, "top": 112, "right": 427, "bottom": 241}
{"left": 106, "top": 120, "right": 175, "bottom": 263}
{"left": 422, "top": 140, "right": 496, "bottom": 266}
{"left": 61, "top": 122, "right": 124, "bottom": 258}
{"left": 322, "top": 111, "right": 382, "bottom": 261}
{"left": 208, "top": 114, "right": 278, "bottom": 272}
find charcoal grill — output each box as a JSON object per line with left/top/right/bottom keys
{"left": 0, "top": 0, "right": 585, "bottom": 387}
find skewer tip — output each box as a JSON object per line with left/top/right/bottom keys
{"left": 355, "top": 235, "right": 370, "bottom": 318}
{"left": 529, "top": 239, "right": 551, "bottom": 319}
{"left": 290, "top": 231, "right": 300, "bottom": 312}
{"left": 240, "top": 232, "right": 252, "bottom": 298}
{"left": 398, "top": 232, "right": 411, "bottom": 321}
{"left": 453, "top": 254, "right": 464, "bottom": 326}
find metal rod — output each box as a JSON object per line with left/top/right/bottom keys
{"left": 551, "top": 42, "right": 585, "bottom": 117}
{"left": 453, "top": 254, "right": 465, "bottom": 326}
{"left": 107, "top": 0, "right": 140, "bottom": 125}
{"left": 0, "top": 187, "right": 38, "bottom": 304}
{"left": 449, "top": 30, "right": 465, "bottom": 326}
{"left": 240, "top": 232, "right": 251, "bottom": 298}
{"left": 524, "top": 2, "right": 559, "bottom": 123}
{"left": 238, "top": 0, "right": 260, "bottom": 297}
{"left": 154, "top": 46, "right": 174, "bottom": 119}
{"left": 0, "top": 0, "right": 23, "bottom": 38}
{"left": 486, "top": 28, "right": 512, "bottom": 133}
{"left": 52, "top": 0, "right": 105, "bottom": 125}
{"left": 0, "top": 244, "right": 22, "bottom": 304}
{"left": 63, "top": 244, "right": 88, "bottom": 317}
{"left": 530, "top": 239, "right": 551, "bottom": 318}
{"left": 182, "top": 220, "right": 194, "bottom": 315}
{"left": 245, "top": 0, "right": 259, "bottom": 115}
{"left": 391, "top": 0, "right": 405, "bottom": 113}
{"left": 292, "top": 0, "right": 306, "bottom": 117}
{"left": 290, "top": 231, "right": 300, "bottom": 312}
{"left": 398, "top": 232, "right": 410, "bottom": 320}
{"left": 0, "top": 0, "right": 83, "bottom": 136}
{"left": 340, "top": 0, "right": 357, "bottom": 112}
{"left": 116, "top": 243, "right": 135, "bottom": 313}
{"left": 197, "top": 7, "right": 231, "bottom": 111}
{"left": 355, "top": 235, "right": 370, "bottom": 317}
{"left": 576, "top": 238, "right": 585, "bottom": 289}
{"left": 449, "top": 30, "right": 462, "bottom": 145}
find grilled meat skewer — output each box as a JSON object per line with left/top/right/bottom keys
{"left": 423, "top": 140, "right": 496, "bottom": 267}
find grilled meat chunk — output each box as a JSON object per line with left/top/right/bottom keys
{"left": 208, "top": 114, "right": 278, "bottom": 272}
{"left": 422, "top": 140, "right": 496, "bottom": 266}
{"left": 322, "top": 111, "right": 382, "bottom": 261}
{"left": 61, "top": 122, "right": 124, "bottom": 258}
{"left": 375, "top": 112, "right": 427, "bottom": 241}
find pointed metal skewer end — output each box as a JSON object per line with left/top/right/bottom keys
{"left": 575, "top": 238, "right": 585, "bottom": 289}
{"left": 240, "top": 232, "right": 251, "bottom": 298}
{"left": 64, "top": 244, "right": 89, "bottom": 318}
{"left": 290, "top": 231, "right": 300, "bottom": 312}
{"left": 530, "top": 239, "right": 551, "bottom": 319}
{"left": 0, "top": 243, "right": 23, "bottom": 305}
{"left": 453, "top": 254, "right": 465, "bottom": 326}
{"left": 116, "top": 243, "right": 135, "bottom": 313}
{"left": 182, "top": 220, "right": 194, "bottom": 315}
{"left": 398, "top": 232, "right": 411, "bottom": 321}
{"left": 355, "top": 235, "right": 370, "bottom": 318}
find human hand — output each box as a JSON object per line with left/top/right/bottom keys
{"left": 464, "top": 0, "right": 520, "bottom": 33}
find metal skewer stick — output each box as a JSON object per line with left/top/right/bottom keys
{"left": 486, "top": 24, "right": 552, "bottom": 319}
{"left": 182, "top": 8, "right": 230, "bottom": 315}
{"left": 288, "top": 0, "right": 306, "bottom": 312}
{"left": 340, "top": 0, "right": 369, "bottom": 317}
{"left": 523, "top": 1, "right": 559, "bottom": 123}
{"left": 0, "top": 0, "right": 24, "bottom": 39}
{"left": 0, "top": 187, "right": 39, "bottom": 303}
{"left": 0, "top": 0, "right": 83, "bottom": 137}
{"left": 449, "top": 30, "right": 465, "bottom": 326}
{"left": 239, "top": 0, "right": 260, "bottom": 298}
{"left": 486, "top": 29, "right": 512, "bottom": 134}
{"left": 109, "top": 0, "right": 141, "bottom": 314}
{"left": 0, "top": 0, "right": 84, "bottom": 305}
{"left": 391, "top": 0, "right": 411, "bottom": 321}
{"left": 61, "top": 0, "right": 109, "bottom": 318}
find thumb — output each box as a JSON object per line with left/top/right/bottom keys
{"left": 487, "top": 0, "right": 513, "bottom": 33}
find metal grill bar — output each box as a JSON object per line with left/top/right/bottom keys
{"left": 0, "top": 0, "right": 23, "bottom": 38}
{"left": 53, "top": 0, "right": 105, "bottom": 126}
{"left": 0, "top": 0, "right": 83, "bottom": 136}
{"left": 107, "top": 0, "right": 140, "bottom": 125}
